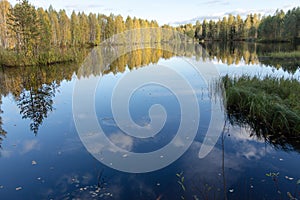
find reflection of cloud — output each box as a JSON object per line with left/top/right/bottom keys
{"left": 180, "top": 141, "right": 242, "bottom": 187}
{"left": 228, "top": 125, "right": 273, "bottom": 160}
{"left": 109, "top": 133, "right": 133, "bottom": 151}
{"left": 101, "top": 117, "right": 116, "bottom": 127}
{"left": 229, "top": 125, "right": 264, "bottom": 143}
{"left": 173, "top": 137, "right": 185, "bottom": 147}
{"left": 1, "top": 150, "right": 12, "bottom": 158}
{"left": 21, "top": 139, "right": 39, "bottom": 154}
{"left": 60, "top": 137, "right": 83, "bottom": 153}
{"left": 237, "top": 143, "right": 269, "bottom": 160}
{"left": 178, "top": 125, "right": 275, "bottom": 193}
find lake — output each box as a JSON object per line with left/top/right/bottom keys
{"left": 0, "top": 42, "right": 299, "bottom": 199}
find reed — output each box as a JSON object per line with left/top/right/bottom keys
{"left": 223, "top": 75, "right": 300, "bottom": 136}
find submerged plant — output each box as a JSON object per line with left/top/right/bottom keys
{"left": 176, "top": 172, "right": 186, "bottom": 199}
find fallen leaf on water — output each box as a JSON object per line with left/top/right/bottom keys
{"left": 16, "top": 187, "right": 22, "bottom": 191}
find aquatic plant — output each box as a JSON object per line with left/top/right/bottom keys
{"left": 223, "top": 75, "right": 300, "bottom": 151}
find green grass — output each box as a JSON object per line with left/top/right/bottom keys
{"left": 267, "top": 51, "right": 300, "bottom": 59}
{"left": 223, "top": 75, "right": 300, "bottom": 138}
{"left": 0, "top": 48, "right": 85, "bottom": 67}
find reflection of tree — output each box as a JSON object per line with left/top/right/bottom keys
{"left": 17, "top": 82, "right": 57, "bottom": 134}
{"left": 202, "top": 42, "right": 299, "bottom": 73}
{"left": 227, "top": 113, "right": 300, "bottom": 153}
{"left": 0, "top": 59, "right": 84, "bottom": 145}
{"left": 0, "top": 96, "right": 7, "bottom": 148}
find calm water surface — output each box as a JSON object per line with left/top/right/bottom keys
{"left": 0, "top": 42, "right": 299, "bottom": 199}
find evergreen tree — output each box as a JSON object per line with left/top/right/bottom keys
{"left": 8, "top": 0, "right": 40, "bottom": 55}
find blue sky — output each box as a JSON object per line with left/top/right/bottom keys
{"left": 8, "top": 0, "right": 300, "bottom": 25}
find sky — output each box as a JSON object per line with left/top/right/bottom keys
{"left": 7, "top": 0, "right": 300, "bottom": 25}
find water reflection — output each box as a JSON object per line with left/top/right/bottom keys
{"left": 227, "top": 112, "right": 300, "bottom": 153}
{"left": 0, "top": 41, "right": 298, "bottom": 139}
{"left": 203, "top": 42, "right": 300, "bottom": 73}
{"left": 17, "top": 82, "right": 58, "bottom": 134}
{"left": 0, "top": 96, "right": 6, "bottom": 148}
{"left": 0, "top": 42, "right": 299, "bottom": 199}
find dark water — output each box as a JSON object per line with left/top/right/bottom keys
{"left": 0, "top": 42, "right": 299, "bottom": 200}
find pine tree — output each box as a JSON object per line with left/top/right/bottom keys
{"left": 8, "top": 0, "right": 40, "bottom": 56}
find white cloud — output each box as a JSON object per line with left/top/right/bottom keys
{"left": 21, "top": 139, "right": 40, "bottom": 154}
{"left": 171, "top": 7, "right": 282, "bottom": 25}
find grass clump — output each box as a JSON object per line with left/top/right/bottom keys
{"left": 267, "top": 51, "right": 300, "bottom": 59}
{"left": 223, "top": 75, "right": 300, "bottom": 137}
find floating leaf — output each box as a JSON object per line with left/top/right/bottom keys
{"left": 177, "top": 181, "right": 186, "bottom": 191}
{"left": 181, "top": 184, "right": 186, "bottom": 191}
{"left": 287, "top": 192, "right": 296, "bottom": 200}
{"left": 16, "top": 187, "right": 22, "bottom": 191}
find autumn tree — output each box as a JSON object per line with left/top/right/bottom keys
{"left": 0, "top": 0, "right": 12, "bottom": 48}
{"left": 70, "top": 11, "right": 80, "bottom": 46}
{"left": 88, "top": 13, "right": 101, "bottom": 45}
{"left": 58, "top": 9, "right": 71, "bottom": 46}
{"left": 8, "top": 0, "right": 40, "bottom": 55}
{"left": 48, "top": 6, "right": 60, "bottom": 46}
{"left": 37, "top": 8, "right": 52, "bottom": 50}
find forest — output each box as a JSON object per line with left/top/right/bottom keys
{"left": 0, "top": 0, "right": 299, "bottom": 66}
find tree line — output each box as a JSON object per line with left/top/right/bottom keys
{"left": 0, "top": 0, "right": 161, "bottom": 51}
{"left": 0, "top": 0, "right": 299, "bottom": 66}
{"left": 189, "top": 8, "right": 300, "bottom": 42}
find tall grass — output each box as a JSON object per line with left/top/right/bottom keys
{"left": 0, "top": 48, "right": 84, "bottom": 67}
{"left": 267, "top": 51, "right": 300, "bottom": 59}
{"left": 223, "top": 75, "right": 300, "bottom": 139}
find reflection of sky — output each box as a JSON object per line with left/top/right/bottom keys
{"left": 0, "top": 57, "right": 299, "bottom": 199}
